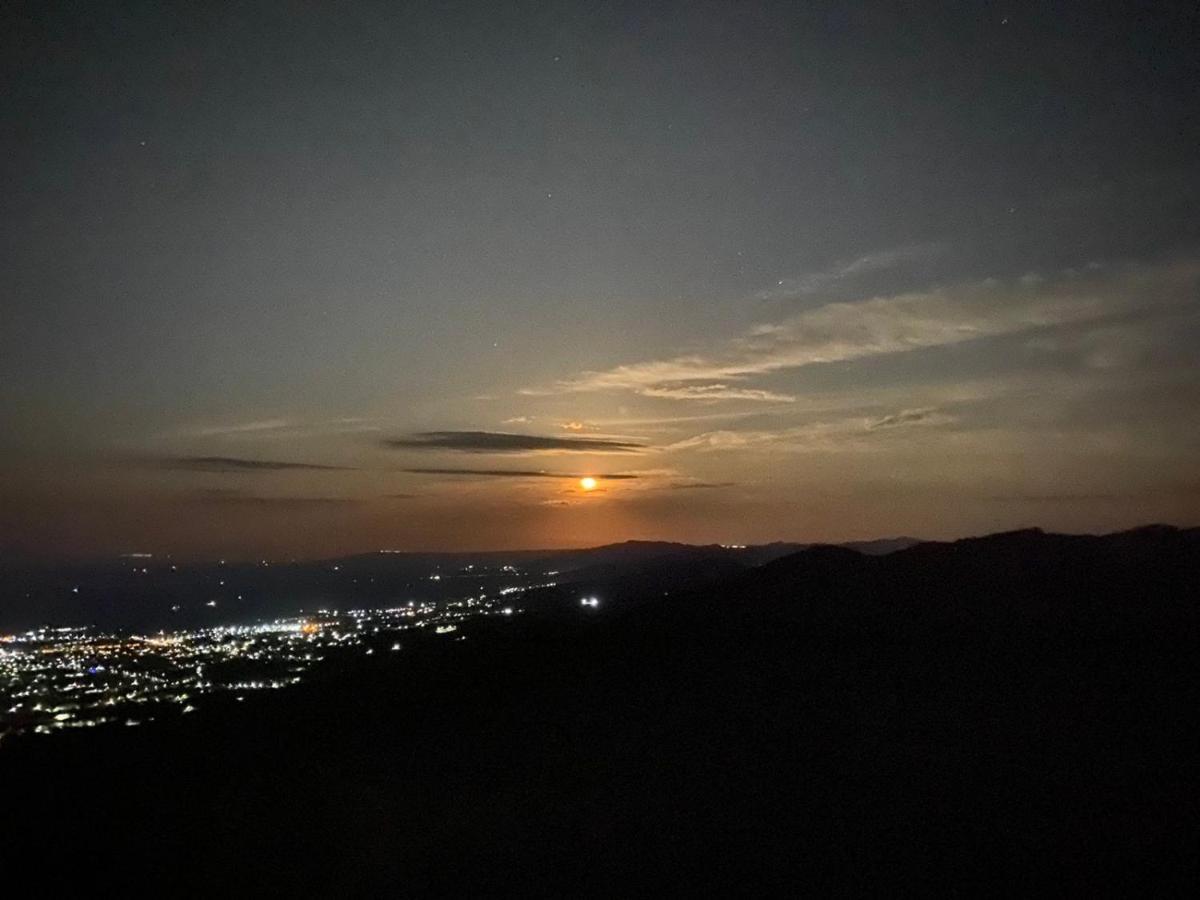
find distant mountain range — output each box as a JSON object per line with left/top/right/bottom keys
{"left": 5, "top": 527, "right": 1198, "bottom": 632}
{"left": 328, "top": 534, "right": 925, "bottom": 571}
{"left": 0, "top": 535, "right": 926, "bottom": 631}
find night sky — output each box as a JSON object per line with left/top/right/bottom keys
{"left": 2, "top": 1, "right": 1198, "bottom": 559}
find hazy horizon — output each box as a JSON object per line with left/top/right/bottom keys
{"left": 6, "top": 521, "right": 1195, "bottom": 567}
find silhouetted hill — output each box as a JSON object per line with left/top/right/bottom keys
{"left": 2, "top": 526, "right": 1196, "bottom": 893}
{"left": 839, "top": 535, "right": 923, "bottom": 555}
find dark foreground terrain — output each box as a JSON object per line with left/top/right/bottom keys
{"left": 3, "top": 526, "right": 1198, "bottom": 894}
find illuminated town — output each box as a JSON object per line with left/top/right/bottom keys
{"left": 0, "top": 582, "right": 551, "bottom": 741}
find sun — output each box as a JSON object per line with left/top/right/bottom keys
{"left": 579, "top": 476, "right": 598, "bottom": 491}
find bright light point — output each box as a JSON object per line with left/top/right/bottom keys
{"left": 580, "top": 476, "right": 597, "bottom": 491}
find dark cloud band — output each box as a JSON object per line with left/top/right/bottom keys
{"left": 155, "top": 456, "right": 352, "bottom": 472}
{"left": 404, "top": 467, "right": 638, "bottom": 480}
{"left": 384, "top": 431, "right": 644, "bottom": 453}
{"left": 185, "top": 489, "right": 357, "bottom": 506}
{"left": 867, "top": 408, "right": 940, "bottom": 430}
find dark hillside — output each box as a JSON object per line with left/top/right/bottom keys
{"left": 2, "top": 527, "right": 1196, "bottom": 894}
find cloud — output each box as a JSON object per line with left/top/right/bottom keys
{"left": 668, "top": 481, "right": 738, "bottom": 490}
{"left": 502, "top": 416, "right": 534, "bottom": 424}
{"left": 867, "top": 407, "right": 946, "bottom": 430}
{"left": 185, "top": 489, "right": 357, "bottom": 506}
{"left": 585, "top": 409, "right": 764, "bottom": 431}
{"left": 403, "top": 467, "right": 639, "bottom": 479}
{"left": 1024, "top": 317, "right": 1180, "bottom": 371}
{"left": 155, "top": 456, "right": 352, "bottom": 472}
{"left": 383, "top": 431, "right": 645, "bottom": 453}
{"left": 533, "top": 260, "right": 1199, "bottom": 400}
{"left": 754, "top": 243, "right": 945, "bottom": 300}
{"left": 638, "top": 384, "right": 796, "bottom": 402}
{"left": 187, "top": 419, "right": 293, "bottom": 437}
{"left": 560, "top": 421, "right": 592, "bottom": 431}
{"left": 666, "top": 430, "right": 786, "bottom": 452}
{"left": 983, "top": 482, "right": 1200, "bottom": 503}
{"left": 982, "top": 492, "right": 1128, "bottom": 503}
{"left": 177, "top": 418, "right": 381, "bottom": 440}
{"left": 668, "top": 407, "right": 955, "bottom": 452}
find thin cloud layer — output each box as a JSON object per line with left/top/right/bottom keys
{"left": 186, "top": 489, "right": 357, "bottom": 506}
{"left": 867, "top": 408, "right": 945, "bottom": 430}
{"left": 403, "top": 468, "right": 639, "bottom": 479}
{"left": 385, "top": 431, "right": 644, "bottom": 453}
{"left": 538, "top": 260, "right": 1199, "bottom": 400}
{"left": 753, "top": 243, "right": 945, "bottom": 300}
{"left": 178, "top": 418, "right": 380, "bottom": 440}
{"left": 668, "top": 406, "right": 956, "bottom": 453}
{"left": 155, "top": 456, "right": 352, "bottom": 472}
{"left": 187, "top": 419, "right": 293, "bottom": 437}
{"left": 638, "top": 384, "right": 796, "bottom": 402}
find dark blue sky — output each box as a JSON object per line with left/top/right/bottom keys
{"left": 2, "top": 1, "right": 1198, "bottom": 558}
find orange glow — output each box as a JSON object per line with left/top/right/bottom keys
{"left": 579, "top": 477, "right": 598, "bottom": 491}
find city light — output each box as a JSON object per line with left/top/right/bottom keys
{"left": 0, "top": 571, "right": 535, "bottom": 740}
